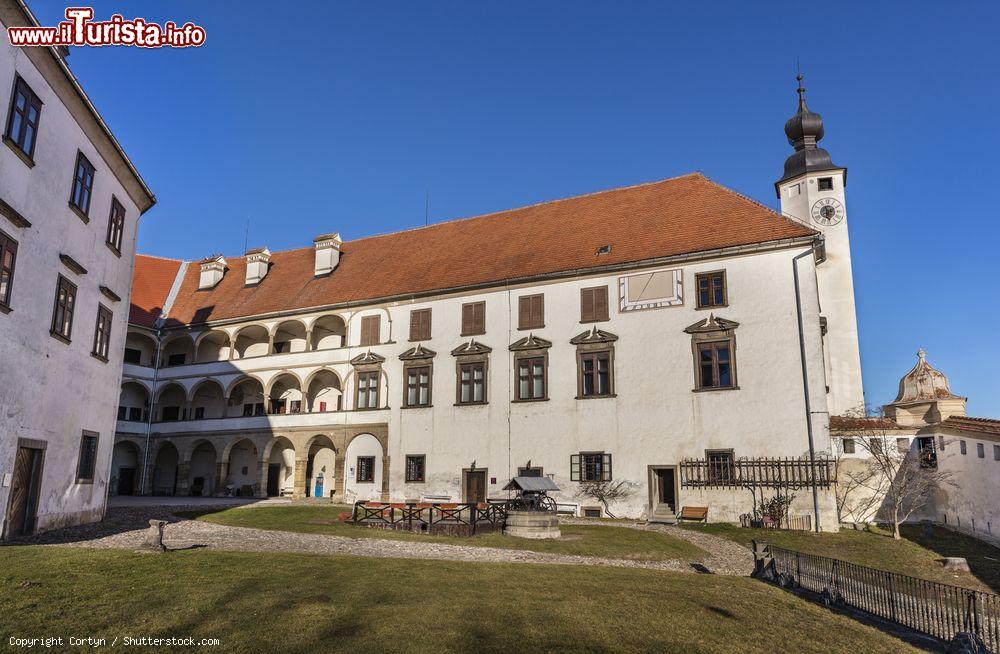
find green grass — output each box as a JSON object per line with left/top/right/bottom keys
{"left": 180, "top": 505, "right": 707, "bottom": 562}
{"left": 681, "top": 523, "right": 1000, "bottom": 592}
{"left": 0, "top": 546, "right": 921, "bottom": 653}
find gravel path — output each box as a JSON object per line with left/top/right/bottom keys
{"left": 17, "top": 505, "right": 753, "bottom": 576}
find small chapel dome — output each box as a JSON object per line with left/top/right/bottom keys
{"left": 892, "top": 349, "right": 960, "bottom": 404}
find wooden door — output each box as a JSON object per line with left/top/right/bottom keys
{"left": 8, "top": 447, "right": 43, "bottom": 537}
{"left": 465, "top": 470, "right": 486, "bottom": 503}
{"left": 117, "top": 467, "right": 136, "bottom": 496}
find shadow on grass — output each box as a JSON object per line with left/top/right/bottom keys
{"left": 898, "top": 524, "right": 1000, "bottom": 593}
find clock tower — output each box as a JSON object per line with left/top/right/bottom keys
{"left": 776, "top": 74, "right": 864, "bottom": 416}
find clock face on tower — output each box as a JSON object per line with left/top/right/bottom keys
{"left": 811, "top": 198, "right": 845, "bottom": 226}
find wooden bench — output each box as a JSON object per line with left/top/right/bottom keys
{"left": 678, "top": 506, "right": 709, "bottom": 523}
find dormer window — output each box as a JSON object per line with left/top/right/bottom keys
{"left": 818, "top": 177, "right": 834, "bottom": 191}
{"left": 244, "top": 248, "right": 271, "bottom": 285}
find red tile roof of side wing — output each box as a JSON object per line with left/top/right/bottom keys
{"left": 154, "top": 173, "right": 816, "bottom": 327}
{"left": 939, "top": 416, "right": 1000, "bottom": 435}
{"left": 129, "top": 254, "right": 182, "bottom": 327}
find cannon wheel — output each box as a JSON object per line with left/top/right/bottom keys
{"left": 539, "top": 496, "right": 558, "bottom": 512}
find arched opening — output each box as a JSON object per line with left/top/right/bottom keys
{"left": 227, "top": 377, "right": 265, "bottom": 417}
{"left": 268, "top": 373, "right": 302, "bottom": 415}
{"left": 155, "top": 383, "right": 186, "bottom": 422}
{"left": 305, "top": 435, "right": 337, "bottom": 499}
{"left": 196, "top": 330, "right": 232, "bottom": 363}
{"left": 110, "top": 441, "right": 140, "bottom": 496}
{"left": 152, "top": 442, "right": 179, "bottom": 496}
{"left": 188, "top": 441, "right": 217, "bottom": 497}
{"left": 118, "top": 381, "right": 150, "bottom": 423}
{"left": 225, "top": 439, "right": 258, "bottom": 496}
{"left": 190, "top": 379, "right": 226, "bottom": 420}
{"left": 306, "top": 369, "right": 343, "bottom": 413}
{"left": 234, "top": 325, "right": 269, "bottom": 359}
{"left": 161, "top": 335, "right": 195, "bottom": 367}
{"left": 124, "top": 331, "right": 157, "bottom": 367}
{"left": 310, "top": 314, "right": 346, "bottom": 351}
{"left": 344, "top": 433, "right": 383, "bottom": 501}
{"left": 272, "top": 320, "right": 307, "bottom": 354}
{"left": 265, "top": 437, "right": 295, "bottom": 497}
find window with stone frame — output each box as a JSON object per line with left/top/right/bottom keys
{"left": 405, "top": 455, "right": 426, "bottom": 482}
{"left": 356, "top": 456, "right": 375, "bottom": 483}
{"left": 695, "top": 271, "right": 727, "bottom": 309}
{"left": 685, "top": 315, "right": 738, "bottom": 391}
{"left": 842, "top": 437, "right": 856, "bottom": 454}
{"left": 4, "top": 75, "right": 42, "bottom": 161}
{"left": 69, "top": 151, "right": 95, "bottom": 219}
{"left": 571, "top": 452, "right": 612, "bottom": 482}
{"left": 76, "top": 431, "right": 99, "bottom": 483}
{"left": 452, "top": 340, "right": 491, "bottom": 405}
{"left": 50, "top": 274, "right": 77, "bottom": 341}
{"left": 355, "top": 370, "right": 379, "bottom": 409}
{"left": 404, "top": 364, "right": 432, "bottom": 407}
{"left": 409, "top": 308, "right": 431, "bottom": 341}
{"left": 573, "top": 328, "right": 617, "bottom": 398}
{"left": 510, "top": 335, "right": 551, "bottom": 401}
{"left": 706, "top": 449, "right": 734, "bottom": 482}
{"left": 518, "top": 465, "right": 543, "bottom": 477}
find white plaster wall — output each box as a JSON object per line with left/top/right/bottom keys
{"left": 226, "top": 442, "right": 257, "bottom": 490}
{"left": 931, "top": 432, "right": 1000, "bottom": 539}
{"left": 344, "top": 434, "right": 383, "bottom": 501}
{"left": 0, "top": 29, "right": 144, "bottom": 535}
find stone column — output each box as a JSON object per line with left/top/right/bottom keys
{"left": 182, "top": 401, "right": 193, "bottom": 421}
{"left": 215, "top": 461, "right": 228, "bottom": 496}
{"left": 176, "top": 462, "right": 191, "bottom": 497}
{"left": 257, "top": 458, "right": 269, "bottom": 498}
{"left": 305, "top": 329, "right": 314, "bottom": 352}
{"left": 380, "top": 455, "right": 390, "bottom": 501}
{"left": 228, "top": 338, "right": 237, "bottom": 360}
{"left": 332, "top": 451, "right": 346, "bottom": 502}
{"left": 293, "top": 457, "right": 309, "bottom": 499}
{"left": 267, "top": 334, "right": 275, "bottom": 355}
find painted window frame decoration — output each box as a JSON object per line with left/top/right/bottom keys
{"left": 618, "top": 268, "right": 683, "bottom": 313}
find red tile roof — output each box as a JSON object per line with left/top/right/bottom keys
{"left": 129, "top": 254, "right": 182, "bottom": 328}
{"left": 829, "top": 416, "right": 901, "bottom": 431}
{"left": 134, "top": 173, "right": 816, "bottom": 328}
{"left": 939, "top": 416, "right": 1000, "bottom": 435}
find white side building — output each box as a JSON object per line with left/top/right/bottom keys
{"left": 111, "top": 79, "right": 862, "bottom": 529}
{"left": 0, "top": 0, "right": 156, "bottom": 539}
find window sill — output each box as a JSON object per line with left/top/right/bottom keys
{"left": 579, "top": 318, "right": 609, "bottom": 324}
{"left": 575, "top": 394, "right": 617, "bottom": 400}
{"left": 0, "top": 302, "right": 10, "bottom": 315}
{"left": 50, "top": 330, "right": 71, "bottom": 345}
{"left": 3, "top": 136, "right": 35, "bottom": 168}
{"left": 512, "top": 397, "right": 549, "bottom": 403}
{"left": 460, "top": 332, "right": 486, "bottom": 338}
{"left": 75, "top": 478, "right": 94, "bottom": 485}
{"left": 354, "top": 480, "right": 375, "bottom": 484}
{"left": 516, "top": 325, "right": 545, "bottom": 331}
{"left": 401, "top": 404, "right": 433, "bottom": 410}
{"left": 105, "top": 243, "right": 122, "bottom": 258}
{"left": 695, "top": 304, "right": 728, "bottom": 311}
{"left": 90, "top": 352, "right": 109, "bottom": 363}
{"left": 405, "top": 479, "right": 426, "bottom": 484}
{"left": 454, "top": 401, "right": 488, "bottom": 407}
{"left": 692, "top": 386, "right": 740, "bottom": 393}
{"left": 68, "top": 202, "right": 89, "bottom": 224}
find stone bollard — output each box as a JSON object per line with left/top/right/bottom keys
{"left": 946, "top": 632, "right": 988, "bottom": 654}
{"left": 141, "top": 519, "right": 167, "bottom": 552}
{"left": 942, "top": 557, "right": 970, "bottom": 572}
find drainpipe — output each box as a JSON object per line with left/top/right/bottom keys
{"left": 792, "top": 247, "right": 822, "bottom": 533}
{"left": 138, "top": 329, "right": 162, "bottom": 495}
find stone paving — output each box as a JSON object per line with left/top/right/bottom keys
{"left": 17, "top": 504, "right": 754, "bottom": 576}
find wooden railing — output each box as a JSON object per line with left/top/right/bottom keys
{"left": 762, "top": 543, "right": 999, "bottom": 650}
{"left": 679, "top": 456, "right": 835, "bottom": 489}
{"left": 352, "top": 500, "right": 512, "bottom": 534}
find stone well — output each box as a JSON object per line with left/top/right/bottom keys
{"left": 504, "top": 510, "right": 561, "bottom": 540}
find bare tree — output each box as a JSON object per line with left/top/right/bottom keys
{"left": 833, "top": 436, "right": 886, "bottom": 527}
{"left": 834, "top": 412, "right": 954, "bottom": 539}
{"left": 578, "top": 480, "right": 635, "bottom": 518}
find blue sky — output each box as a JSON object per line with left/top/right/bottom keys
{"left": 29, "top": 1, "right": 999, "bottom": 416}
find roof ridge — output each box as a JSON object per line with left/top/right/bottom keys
{"left": 136, "top": 253, "right": 184, "bottom": 263}
{"left": 696, "top": 174, "right": 818, "bottom": 234}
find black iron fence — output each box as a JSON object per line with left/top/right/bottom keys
{"left": 763, "top": 543, "right": 999, "bottom": 650}
{"left": 680, "top": 456, "right": 835, "bottom": 489}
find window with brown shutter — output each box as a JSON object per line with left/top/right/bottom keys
{"left": 580, "top": 286, "right": 609, "bottom": 323}
{"left": 461, "top": 301, "right": 485, "bottom": 336}
{"left": 359, "top": 315, "right": 380, "bottom": 346}
{"left": 518, "top": 294, "right": 544, "bottom": 330}
{"left": 409, "top": 308, "right": 431, "bottom": 341}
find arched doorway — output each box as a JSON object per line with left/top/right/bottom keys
{"left": 188, "top": 441, "right": 217, "bottom": 497}
{"left": 225, "top": 439, "right": 258, "bottom": 496}
{"left": 344, "top": 433, "right": 383, "bottom": 501}
{"left": 152, "top": 442, "right": 179, "bottom": 496}
{"left": 305, "top": 435, "right": 337, "bottom": 499}
{"left": 265, "top": 437, "right": 295, "bottom": 497}
{"left": 110, "top": 441, "right": 141, "bottom": 496}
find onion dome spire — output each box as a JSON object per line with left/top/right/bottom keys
{"left": 892, "top": 348, "right": 960, "bottom": 404}
{"left": 776, "top": 73, "right": 841, "bottom": 185}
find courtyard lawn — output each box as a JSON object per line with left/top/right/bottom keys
{"left": 180, "top": 504, "right": 707, "bottom": 562}
{"left": 681, "top": 522, "right": 1000, "bottom": 593}
{"left": 0, "top": 546, "right": 921, "bottom": 654}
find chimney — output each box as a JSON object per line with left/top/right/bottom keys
{"left": 244, "top": 247, "right": 271, "bottom": 285}
{"left": 314, "top": 233, "right": 342, "bottom": 276}
{"left": 198, "top": 255, "right": 226, "bottom": 290}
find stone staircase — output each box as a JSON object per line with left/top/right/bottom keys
{"left": 647, "top": 503, "right": 677, "bottom": 525}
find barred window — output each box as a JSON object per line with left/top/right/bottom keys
{"left": 706, "top": 450, "right": 734, "bottom": 482}
{"left": 356, "top": 456, "right": 375, "bottom": 483}
{"left": 405, "top": 455, "right": 425, "bottom": 482}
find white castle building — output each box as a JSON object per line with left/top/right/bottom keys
{"left": 111, "top": 76, "right": 862, "bottom": 528}
{"left": 0, "top": 0, "right": 155, "bottom": 539}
